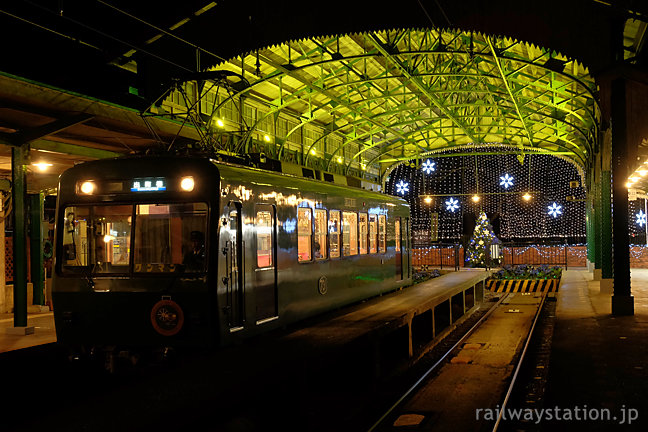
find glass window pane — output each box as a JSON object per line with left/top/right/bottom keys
{"left": 314, "top": 209, "right": 327, "bottom": 260}
{"left": 256, "top": 210, "right": 273, "bottom": 267}
{"left": 369, "top": 214, "right": 377, "bottom": 254}
{"left": 298, "top": 207, "right": 312, "bottom": 262}
{"left": 329, "top": 210, "right": 340, "bottom": 258}
{"left": 135, "top": 203, "right": 208, "bottom": 273}
{"left": 358, "top": 213, "right": 368, "bottom": 254}
{"left": 342, "top": 211, "right": 358, "bottom": 256}
{"left": 379, "top": 215, "right": 386, "bottom": 253}
{"left": 61, "top": 206, "right": 91, "bottom": 269}
{"left": 395, "top": 218, "right": 401, "bottom": 252}
{"left": 61, "top": 205, "right": 132, "bottom": 274}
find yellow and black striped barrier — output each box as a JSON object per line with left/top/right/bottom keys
{"left": 487, "top": 278, "right": 560, "bottom": 293}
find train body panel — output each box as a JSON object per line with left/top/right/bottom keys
{"left": 52, "top": 156, "right": 411, "bottom": 352}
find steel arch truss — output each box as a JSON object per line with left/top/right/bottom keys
{"left": 159, "top": 28, "right": 600, "bottom": 175}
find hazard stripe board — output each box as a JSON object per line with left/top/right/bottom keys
{"left": 488, "top": 279, "right": 560, "bottom": 293}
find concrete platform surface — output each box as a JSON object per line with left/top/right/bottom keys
{"left": 0, "top": 312, "right": 57, "bottom": 353}
{"left": 543, "top": 269, "right": 648, "bottom": 431}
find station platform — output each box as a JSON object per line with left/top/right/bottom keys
{"left": 0, "top": 311, "right": 56, "bottom": 353}
{"left": 543, "top": 269, "right": 648, "bottom": 431}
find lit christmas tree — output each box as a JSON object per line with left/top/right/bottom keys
{"left": 465, "top": 211, "right": 497, "bottom": 267}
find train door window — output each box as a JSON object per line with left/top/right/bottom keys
{"left": 395, "top": 218, "right": 401, "bottom": 252}
{"left": 358, "top": 213, "right": 368, "bottom": 254}
{"left": 379, "top": 215, "right": 386, "bottom": 253}
{"left": 314, "top": 209, "right": 327, "bottom": 260}
{"left": 256, "top": 209, "right": 273, "bottom": 267}
{"left": 255, "top": 204, "right": 278, "bottom": 322}
{"left": 297, "top": 207, "right": 312, "bottom": 262}
{"left": 368, "top": 214, "right": 377, "bottom": 254}
{"left": 224, "top": 202, "right": 244, "bottom": 329}
{"left": 342, "top": 211, "right": 358, "bottom": 256}
{"left": 329, "top": 210, "right": 340, "bottom": 258}
{"left": 134, "top": 203, "right": 208, "bottom": 273}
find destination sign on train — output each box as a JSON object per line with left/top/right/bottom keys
{"left": 131, "top": 178, "right": 167, "bottom": 192}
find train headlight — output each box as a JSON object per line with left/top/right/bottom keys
{"left": 79, "top": 181, "right": 95, "bottom": 195}
{"left": 180, "top": 176, "right": 195, "bottom": 192}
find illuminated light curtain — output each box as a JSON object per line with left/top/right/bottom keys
{"left": 386, "top": 148, "right": 587, "bottom": 243}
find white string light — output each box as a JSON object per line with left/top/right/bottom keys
{"left": 387, "top": 147, "right": 587, "bottom": 242}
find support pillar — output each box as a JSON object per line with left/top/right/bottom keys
{"left": 610, "top": 78, "right": 634, "bottom": 315}
{"left": 29, "top": 193, "right": 45, "bottom": 307}
{"left": 593, "top": 176, "right": 603, "bottom": 280}
{"left": 600, "top": 170, "right": 614, "bottom": 293}
{"left": 10, "top": 144, "right": 33, "bottom": 332}
{"left": 586, "top": 162, "right": 597, "bottom": 272}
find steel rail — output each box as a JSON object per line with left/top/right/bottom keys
{"left": 367, "top": 292, "right": 510, "bottom": 432}
{"left": 491, "top": 290, "right": 549, "bottom": 431}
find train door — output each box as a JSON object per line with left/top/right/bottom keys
{"left": 395, "top": 217, "right": 402, "bottom": 280}
{"left": 223, "top": 202, "right": 244, "bottom": 330}
{"left": 254, "top": 204, "right": 277, "bottom": 323}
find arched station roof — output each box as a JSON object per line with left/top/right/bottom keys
{"left": 193, "top": 28, "right": 599, "bottom": 175}
{"left": 1, "top": 0, "right": 647, "bottom": 190}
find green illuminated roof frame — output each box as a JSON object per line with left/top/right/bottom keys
{"left": 203, "top": 28, "right": 600, "bottom": 175}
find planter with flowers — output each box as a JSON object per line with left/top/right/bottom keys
{"left": 487, "top": 264, "right": 562, "bottom": 293}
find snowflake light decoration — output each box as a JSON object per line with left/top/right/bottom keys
{"left": 445, "top": 197, "right": 459, "bottom": 212}
{"left": 548, "top": 202, "right": 562, "bottom": 218}
{"left": 396, "top": 180, "right": 409, "bottom": 195}
{"left": 637, "top": 210, "right": 646, "bottom": 227}
{"left": 499, "top": 173, "right": 514, "bottom": 189}
{"left": 422, "top": 159, "right": 436, "bottom": 175}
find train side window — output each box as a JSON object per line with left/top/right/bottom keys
{"left": 395, "top": 218, "right": 401, "bottom": 252}
{"left": 342, "top": 211, "right": 358, "bottom": 256}
{"left": 368, "top": 214, "right": 377, "bottom": 254}
{"left": 329, "top": 210, "right": 340, "bottom": 258}
{"left": 358, "top": 213, "right": 368, "bottom": 254}
{"left": 297, "top": 207, "right": 312, "bottom": 262}
{"left": 256, "top": 209, "right": 273, "bottom": 267}
{"left": 379, "top": 215, "right": 386, "bottom": 253}
{"left": 314, "top": 209, "right": 327, "bottom": 260}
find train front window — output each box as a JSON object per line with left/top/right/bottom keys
{"left": 134, "top": 203, "right": 208, "bottom": 273}
{"left": 59, "top": 203, "right": 208, "bottom": 275}
{"left": 61, "top": 205, "right": 132, "bottom": 273}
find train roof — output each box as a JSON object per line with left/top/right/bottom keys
{"left": 58, "top": 155, "right": 409, "bottom": 208}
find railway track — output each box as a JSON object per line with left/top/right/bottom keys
{"left": 367, "top": 290, "right": 552, "bottom": 432}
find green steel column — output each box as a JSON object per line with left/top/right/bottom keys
{"left": 11, "top": 145, "right": 28, "bottom": 327}
{"left": 586, "top": 197, "right": 594, "bottom": 264}
{"left": 601, "top": 170, "right": 613, "bottom": 279}
{"left": 29, "top": 193, "right": 45, "bottom": 306}
{"left": 586, "top": 165, "right": 595, "bottom": 265}
{"left": 594, "top": 179, "right": 603, "bottom": 273}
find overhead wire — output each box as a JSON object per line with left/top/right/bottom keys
{"left": 16, "top": 0, "right": 193, "bottom": 72}
{"left": 93, "top": 0, "right": 227, "bottom": 63}
{"left": 0, "top": 7, "right": 101, "bottom": 51}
